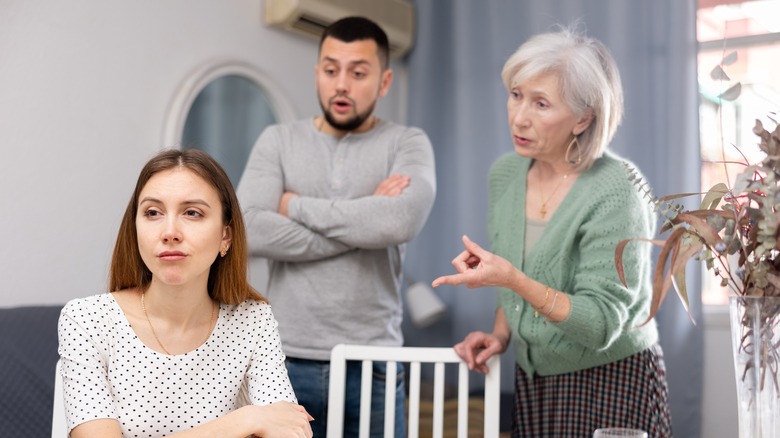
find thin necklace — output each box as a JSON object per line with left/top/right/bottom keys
{"left": 140, "top": 292, "right": 216, "bottom": 356}
{"left": 539, "top": 173, "right": 569, "bottom": 219}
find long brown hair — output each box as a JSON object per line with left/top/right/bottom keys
{"left": 109, "top": 149, "right": 265, "bottom": 305}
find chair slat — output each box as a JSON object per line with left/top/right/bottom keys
{"left": 457, "top": 361, "right": 469, "bottom": 438}
{"left": 432, "top": 361, "right": 445, "bottom": 438}
{"left": 483, "top": 355, "right": 501, "bottom": 437}
{"left": 408, "top": 361, "right": 421, "bottom": 438}
{"left": 327, "top": 344, "right": 348, "bottom": 437}
{"left": 384, "top": 361, "right": 397, "bottom": 437}
{"left": 359, "top": 359, "right": 373, "bottom": 438}
{"left": 326, "top": 345, "right": 501, "bottom": 438}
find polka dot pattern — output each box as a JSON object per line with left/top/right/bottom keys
{"left": 57, "top": 294, "right": 295, "bottom": 437}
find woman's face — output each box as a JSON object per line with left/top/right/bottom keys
{"left": 136, "top": 167, "right": 230, "bottom": 289}
{"left": 507, "top": 73, "right": 590, "bottom": 162}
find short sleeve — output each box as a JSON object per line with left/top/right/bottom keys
{"left": 57, "top": 296, "right": 118, "bottom": 432}
{"left": 243, "top": 303, "right": 297, "bottom": 404}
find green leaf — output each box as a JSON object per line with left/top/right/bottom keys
{"left": 718, "top": 82, "right": 742, "bottom": 101}
{"left": 710, "top": 64, "right": 730, "bottom": 81}
{"left": 675, "top": 212, "right": 724, "bottom": 247}
{"left": 706, "top": 213, "right": 726, "bottom": 232}
{"left": 700, "top": 183, "right": 730, "bottom": 210}
{"left": 669, "top": 237, "right": 702, "bottom": 325}
{"left": 658, "top": 192, "right": 701, "bottom": 203}
{"left": 659, "top": 209, "right": 733, "bottom": 240}
{"left": 722, "top": 51, "right": 738, "bottom": 66}
{"left": 637, "top": 227, "right": 689, "bottom": 327}
{"left": 614, "top": 237, "right": 665, "bottom": 287}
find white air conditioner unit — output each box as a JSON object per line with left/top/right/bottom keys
{"left": 264, "top": 0, "right": 415, "bottom": 58}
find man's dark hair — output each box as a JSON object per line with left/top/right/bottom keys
{"left": 319, "top": 16, "right": 390, "bottom": 69}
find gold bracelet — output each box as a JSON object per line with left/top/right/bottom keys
{"left": 545, "top": 290, "right": 560, "bottom": 317}
{"left": 535, "top": 286, "right": 551, "bottom": 318}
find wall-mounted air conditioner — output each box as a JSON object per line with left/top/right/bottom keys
{"left": 264, "top": 0, "right": 415, "bottom": 58}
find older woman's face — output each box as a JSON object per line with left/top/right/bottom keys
{"left": 507, "top": 73, "right": 590, "bottom": 162}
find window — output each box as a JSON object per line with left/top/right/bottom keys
{"left": 697, "top": 0, "right": 780, "bottom": 305}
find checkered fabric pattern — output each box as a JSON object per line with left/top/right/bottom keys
{"left": 0, "top": 305, "right": 63, "bottom": 437}
{"left": 512, "top": 344, "right": 672, "bottom": 438}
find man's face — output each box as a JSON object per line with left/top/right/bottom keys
{"left": 316, "top": 36, "right": 392, "bottom": 133}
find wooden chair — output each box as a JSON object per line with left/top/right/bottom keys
{"left": 326, "top": 344, "right": 501, "bottom": 438}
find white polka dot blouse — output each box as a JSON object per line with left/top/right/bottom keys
{"left": 57, "top": 293, "right": 296, "bottom": 437}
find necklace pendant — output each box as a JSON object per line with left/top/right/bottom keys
{"left": 540, "top": 204, "right": 547, "bottom": 219}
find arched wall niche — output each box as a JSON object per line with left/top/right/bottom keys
{"left": 163, "top": 60, "right": 296, "bottom": 185}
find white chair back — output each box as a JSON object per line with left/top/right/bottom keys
{"left": 51, "top": 359, "right": 66, "bottom": 438}
{"left": 326, "top": 344, "right": 501, "bottom": 438}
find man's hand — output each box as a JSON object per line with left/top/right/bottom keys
{"left": 278, "top": 192, "right": 298, "bottom": 217}
{"left": 278, "top": 174, "right": 408, "bottom": 217}
{"left": 374, "top": 174, "right": 410, "bottom": 197}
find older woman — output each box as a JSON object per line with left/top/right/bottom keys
{"left": 433, "top": 27, "right": 672, "bottom": 437}
{"left": 58, "top": 149, "right": 312, "bottom": 438}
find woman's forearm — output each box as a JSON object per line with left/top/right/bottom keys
{"left": 509, "top": 275, "right": 572, "bottom": 322}
{"left": 168, "top": 407, "right": 252, "bottom": 437}
{"left": 493, "top": 308, "right": 511, "bottom": 351}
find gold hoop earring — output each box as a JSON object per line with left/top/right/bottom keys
{"left": 565, "top": 136, "right": 582, "bottom": 165}
{"left": 220, "top": 248, "right": 228, "bottom": 258}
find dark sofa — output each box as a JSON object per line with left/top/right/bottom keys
{"left": 0, "top": 305, "right": 63, "bottom": 437}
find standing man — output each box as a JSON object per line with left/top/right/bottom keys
{"left": 237, "top": 16, "right": 436, "bottom": 437}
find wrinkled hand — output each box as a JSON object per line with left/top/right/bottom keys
{"left": 373, "top": 174, "right": 410, "bottom": 197}
{"left": 432, "top": 235, "right": 524, "bottom": 289}
{"left": 453, "top": 331, "right": 507, "bottom": 374}
{"left": 278, "top": 192, "right": 298, "bottom": 217}
{"left": 247, "top": 401, "right": 313, "bottom": 437}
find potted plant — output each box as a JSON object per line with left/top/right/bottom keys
{"left": 615, "top": 52, "right": 780, "bottom": 437}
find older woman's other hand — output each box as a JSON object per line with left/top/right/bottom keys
{"left": 453, "top": 331, "right": 508, "bottom": 374}
{"left": 432, "top": 235, "right": 525, "bottom": 290}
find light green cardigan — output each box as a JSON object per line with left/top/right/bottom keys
{"left": 489, "top": 151, "right": 659, "bottom": 376}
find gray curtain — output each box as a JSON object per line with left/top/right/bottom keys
{"left": 402, "top": 1, "right": 703, "bottom": 436}
{"left": 182, "top": 75, "right": 277, "bottom": 186}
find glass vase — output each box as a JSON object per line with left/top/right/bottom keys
{"left": 729, "top": 296, "right": 780, "bottom": 438}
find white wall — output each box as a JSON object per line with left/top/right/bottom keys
{"left": 0, "top": 0, "right": 404, "bottom": 307}
{"left": 701, "top": 310, "right": 739, "bottom": 438}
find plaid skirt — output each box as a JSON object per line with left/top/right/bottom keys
{"left": 512, "top": 344, "right": 672, "bottom": 438}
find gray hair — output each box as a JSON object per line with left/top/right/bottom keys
{"left": 501, "top": 25, "right": 623, "bottom": 171}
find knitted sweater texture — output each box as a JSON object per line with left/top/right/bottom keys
{"left": 490, "top": 151, "right": 659, "bottom": 376}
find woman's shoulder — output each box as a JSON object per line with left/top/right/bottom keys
{"left": 377, "top": 120, "right": 428, "bottom": 138}
{"left": 490, "top": 152, "right": 527, "bottom": 172}
{"left": 488, "top": 153, "right": 529, "bottom": 185}
{"left": 61, "top": 293, "right": 115, "bottom": 317}
{"left": 59, "top": 293, "right": 119, "bottom": 336}
{"left": 220, "top": 298, "right": 275, "bottom": 324}
{"left": 256, "top": 119, "right": 313, "bottom": 145}
{"left": 580, "top": 152, "right": 655, "bottom": 222}
{"left": 585, "top": 152, "right": 647, "bottom": 194}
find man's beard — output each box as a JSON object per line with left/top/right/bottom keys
{"left": 320, "top": 99, "right": 376, "bottom": 132}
